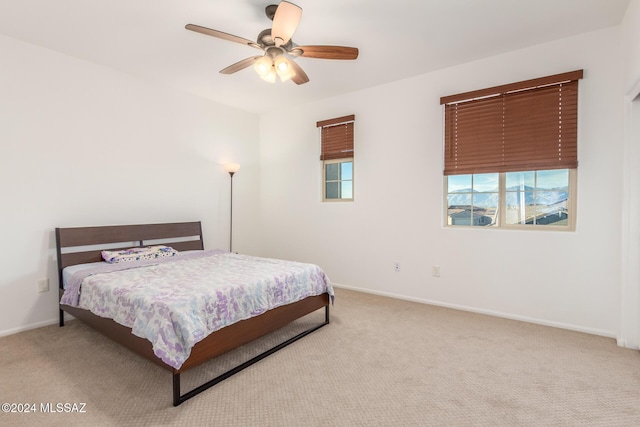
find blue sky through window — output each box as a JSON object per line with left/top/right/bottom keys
{"left": 448, "top": 173, "right": 498, "bottom": 193}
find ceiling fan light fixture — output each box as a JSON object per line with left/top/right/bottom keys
{"left": 253, "top": 55, "right": 274, "bottom": 77}
{"left": 278, "top": 70, "right": 295, "bottom": 83}
{"left": 260, "top": 65, "right": 277, "bottom": 83}
{"left": 274, "top": 56, "right": 291, "bottom": 75}
{"left": 276, "top": 55, "right": 297, "bottom": 82}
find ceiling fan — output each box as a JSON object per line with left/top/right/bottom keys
{"left": 185, "top": 1, "right": 359, "bottom": 85}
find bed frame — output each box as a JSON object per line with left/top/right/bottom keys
{"left": 55, "top": 221, "right": 330, "bottom": 406}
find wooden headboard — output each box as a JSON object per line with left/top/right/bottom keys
{"left": 55, "top": 221, "right": 204, "bottom": 290}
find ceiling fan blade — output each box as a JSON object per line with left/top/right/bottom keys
{"left": 287, "top": 58, "right": 309, "bottom": 85}
{"left": 219, "top": 56, "right": 263, "bottom": 74}
{"left": 185, "top": 24, "right": 261, "bottom": 49}
{"left": 272, "top": 1, "right": 302, "bottom": 47}
{"left": 291, "top": 45, "right": 359, "bottom": 60}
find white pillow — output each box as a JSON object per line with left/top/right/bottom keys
{"left": 101, "top": 245, "right": 178, "bottom": 263}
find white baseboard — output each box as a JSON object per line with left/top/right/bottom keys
{"left": 2, "top": 287, "right": 622, "bottom": 347}
{"left": 0, "top": 313, "right": 76, "bottom": 338}
{"left": 332, "top": 283, "right": 618, "bottom": 341}
{"left": 0, "top": 318, "right": 59, "bottom": 337}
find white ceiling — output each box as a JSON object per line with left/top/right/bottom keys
{"left": 0, "top": 0, "right": 630, "bottom": 114}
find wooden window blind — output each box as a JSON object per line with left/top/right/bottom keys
{"left": 317, "top": 114, "right": 355, "bottom": 161}
{"left": 440, "top": 70, "right": 583, "bottom": 175}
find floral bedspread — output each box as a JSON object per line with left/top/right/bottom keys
{"left": 60, "top": 251, "right": 333, "bottom": 369}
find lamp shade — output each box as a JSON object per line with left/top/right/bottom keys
{"left": 224, "top": 163, "right": 241, "bottom": 174}
{"left": 260, "top": 66, "right": 277, "bottom": 83}
{"left": 274, "top": 56, "right": 294, "bottom": 82}
{"left": 253, "top": 56, "right": 273, "bottom": 78}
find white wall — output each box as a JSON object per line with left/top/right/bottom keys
{"left": 259, "top": 26, "right": 625, "bottom": 338}
{"left": 622, "top": 0, "right": 640, "bottom": 91}
{"left": 0, "top": 35, "right": 261, "bottom": 335}
{"left": 619, "top": 0, "right": 640, "bottom": 348}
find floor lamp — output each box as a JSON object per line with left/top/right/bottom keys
{"left": 224, "top": 163, "right": 240, "bottom": 253}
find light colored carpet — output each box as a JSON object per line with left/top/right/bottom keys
{"left": 1, "top": 288, "right": 639, "bottom": 426}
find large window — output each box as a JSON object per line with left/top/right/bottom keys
{"left": 317, "top": 115, "right": 355, "bottom": 202}
{"left": 446, "top": 169, "right": 575, "bottom": 228}
{"left": 441, "top": 70, "right": 582, "bottom": 230}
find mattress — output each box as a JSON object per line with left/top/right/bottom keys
{"left": 60, "top": 250, "right": 333, "bottom": 369}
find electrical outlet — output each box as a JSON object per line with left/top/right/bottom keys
{"left": 37, "top": 278, "right": 49, "bottom": 293}
{"left": 394, "top": 262, "right": 401, "bottom": 272}
{"left": 432, "top": 266, "right": 440, "bottom": 277}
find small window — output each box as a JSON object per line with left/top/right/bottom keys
{"left": 324, "top": 159, "right": 353, "bottom": 201}
{"left": 317, "top": 115, "right": 355, "bottom": 202}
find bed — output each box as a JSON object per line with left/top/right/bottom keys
{"left": 55, "top": 221, "right": 332, "bottom": 406}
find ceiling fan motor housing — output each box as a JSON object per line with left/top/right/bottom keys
{"left": 257, "top": 29, "right": 293, "bottom": 51}
{"left": 265, "top": 4, "right": 278, "bottom": 20}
